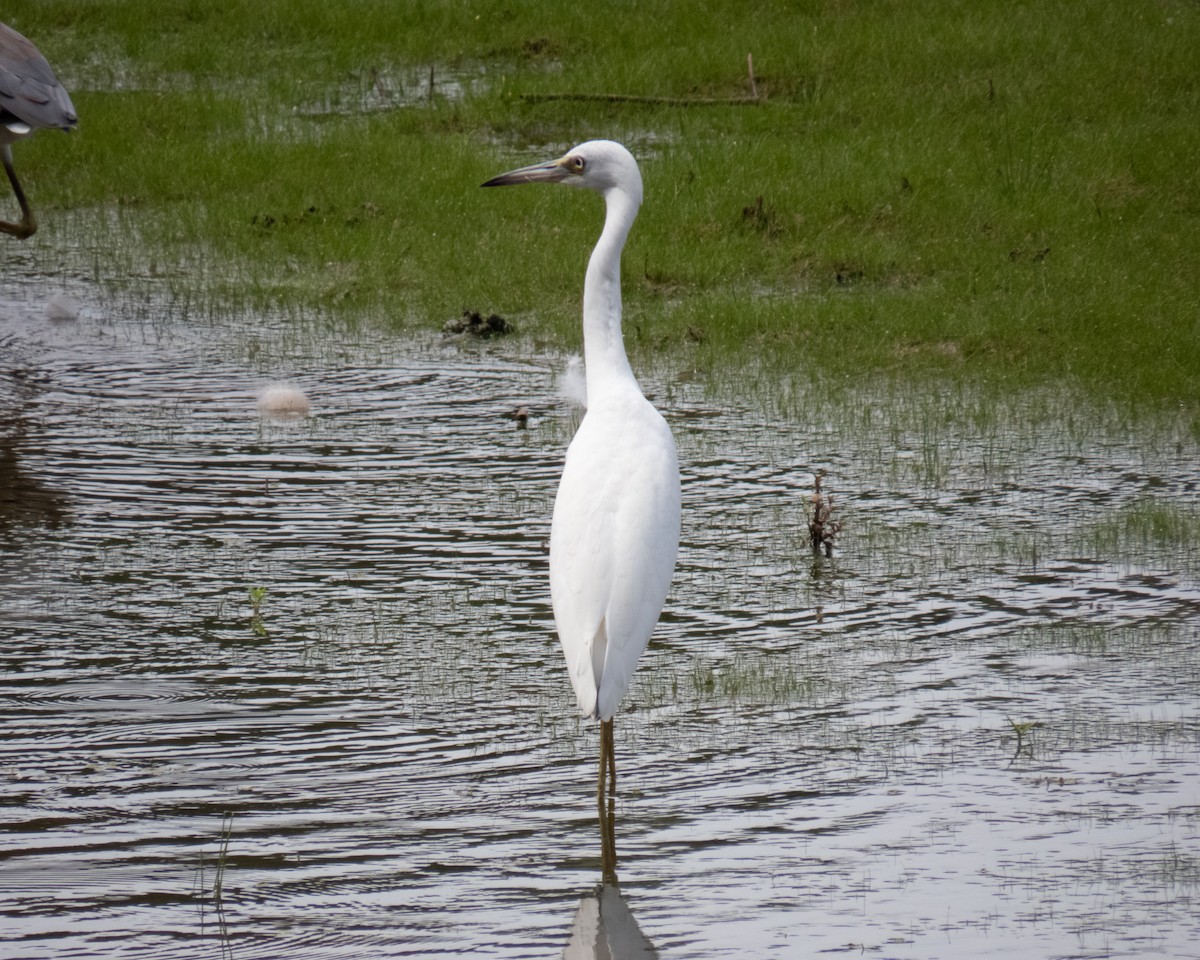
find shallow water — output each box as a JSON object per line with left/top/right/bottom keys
{"left": 1, "top": 274, "right": 1198, "bottom": 959}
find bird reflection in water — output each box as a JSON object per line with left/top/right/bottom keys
{"left": 0, "top": 430, "right": 69, "bottom": 527}
{"left": 562, "top": 883, "right": 658, "bottom": 960}
{"left": 0, "top": 341, "right": 69, "bottom": 527}
{"left": 599, "top": 778, "right": 617, "bottom": 884}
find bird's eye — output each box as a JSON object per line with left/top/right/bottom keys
{"left": 569, "top": 155, "right": 586, "bottom": 174}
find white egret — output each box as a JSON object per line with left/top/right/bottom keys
{"left": 0, "top": 21, "right": 77, "bottom": 239}
{"left": 483, "top": 141, "right": 681, "bottom": 811}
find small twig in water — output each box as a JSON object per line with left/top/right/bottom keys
{"left": 520, "top": 92, "right": 761, "bottom": 107}
{"left": 747, "top": 53, "right": 759, "bottom": 100}
{"left": 805, "top": 471, "right": 843, "bottom": 557}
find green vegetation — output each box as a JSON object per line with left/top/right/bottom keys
{"left": 248, "top": 585, "right": 268, "bottom": 636}
{"left": 1006, "top": 716, "right": 1042, "bottom": 761}
{"left": 1081, "top": 497, "right": 1200, "bottom": 572}
{"left": 213, "top": 810, "right": 233, "bottom": 904}
{"left": 8, "top": 0, "right": 1199, "bottom": 410}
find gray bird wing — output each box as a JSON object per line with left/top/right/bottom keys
{"left": 0, "top": 22, "right": 77, "bottom": 131}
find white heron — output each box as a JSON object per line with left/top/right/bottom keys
{"left": 484, "top": 141, "right": 681, "bottom": 809}
{"left": 0, "top": 20, "right": 77, "bottom": 239}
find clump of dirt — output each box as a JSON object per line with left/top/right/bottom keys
{"left": 444, "top": 310, "right": 513, "bottom": 337}
{"left": 740, "top": 195, "right": 779, "bottom": 237}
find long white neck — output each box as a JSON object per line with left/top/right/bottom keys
{"left": 582, "top": 188, "right": 640, "bottom": 402}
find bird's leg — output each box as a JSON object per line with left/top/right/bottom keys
{"left": 597, "top": 724, "right": 618, "bottom": 884}
{"left": 605, "top": 718, "right": 616, "bottom": 797}
{"left": 597, "top": 719, "right": 608, "bottom": 805}
{"left": 596, "top": 718, "right": 616, "bottom": 798}
{"left": 0, "top": 151, "right": 36, "bottom": 242}
{"left": 0, "top": 149, "right": 37, "bottom": 240}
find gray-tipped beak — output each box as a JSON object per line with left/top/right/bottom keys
{"left": 482, "top": 158, "right": 569, "bottom": 188}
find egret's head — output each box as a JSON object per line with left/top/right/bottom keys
{"left": 482, "top": 139, "right": 643, "bottom": 206}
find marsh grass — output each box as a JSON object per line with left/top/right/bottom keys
{"left": 6, "top": 0, "right": 1197, "bottom": 413}
{"left": 1080, "top": 498, "right": 1200, "bottom": 572}
{"left": 212, "top": 811, "right": 233, "bottom": 904}
{"left": 1005, "top": 716, "right": 1042, "bottom": 762}
{"left": 635, "top": 644, "right": 845, "bottom": 712}
{"left": 193, "top": 810, "right": 234, "bottom": 904}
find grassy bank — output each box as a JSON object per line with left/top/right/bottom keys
{"left": 8, "top": 0, "right": 1199, "bottom": 412}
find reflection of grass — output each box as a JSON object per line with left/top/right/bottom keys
{"left": 13, "top": 0, "right": 1199, "bottom": 410}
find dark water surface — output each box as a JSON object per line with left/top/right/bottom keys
{"left": 2, "top": 276, "right": 1198, "bottom": 959}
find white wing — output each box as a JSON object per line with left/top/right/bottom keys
{"left": 550, "top": 390, "right": 680, "bottom": 720}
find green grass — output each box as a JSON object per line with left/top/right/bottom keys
{"left": 7, "top": 0, "right": 1199, "bottom": 412}
{"left": 1081, "top": 497, "right": 1200, "bottom": 572}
